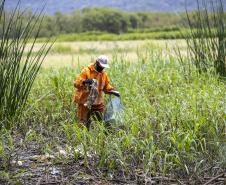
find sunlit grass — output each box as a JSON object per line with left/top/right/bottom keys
{"left": 10, "top": 44, "right": 224, "bottom": 182}
{"left": 1, "top": 40, "right": 224, "bottom": 184}
{"left": 24, "top": 40, "right": 187, "bottom": 68}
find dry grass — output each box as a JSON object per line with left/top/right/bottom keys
{"left": 25, "top": 39, "right": 186, "bottom": 68}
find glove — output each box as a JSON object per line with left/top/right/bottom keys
{"left": 109, "top": 90, "right": 120, "bottom": 97}
{"left": 83, "top": 78, "right": 94, "bottom": 85}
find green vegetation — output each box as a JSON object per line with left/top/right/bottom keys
{"left": 3, "top": 4, "right": 226, "bottom": 41}
{"left": 39, "top": 9, "right": 186, "bottom": 36}
{"left": 0, "top": 0, "right": 225, "bottom": 184}
{"left": 1, "top": 7, "right": 187, "bottom": 38}
{"left": 183, "top": 0, "right": 226, "bottom": 77}
{"left": 0, "top": 0, "right": 52, "bottom": 129}
{"left": 1, "top": 46, "right": 225, "bottom": 184}
{"left": 36, "top": 29, "right": 189, "bottom": 42}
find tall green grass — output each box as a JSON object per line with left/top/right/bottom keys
{"left": 13, "top": 46, "right": 225, "bottom": 183}
{"left": 183, "top": 0, "right": 226, "bottom": 77}
{"left": 0, "top": 0, "right": 52, "bottom": 128}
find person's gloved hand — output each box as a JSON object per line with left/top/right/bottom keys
{"left": 109, "top": 90, "right": 120, "bottom": 97}
{"left": 83, "top": 78, "right": 94, "bottom": 85}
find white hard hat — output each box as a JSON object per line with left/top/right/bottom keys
{"left": 96, "top": 55, "right": 109, "bottom": 68}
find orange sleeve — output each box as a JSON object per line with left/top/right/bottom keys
{"left": 74, "top": 68, "right": 88, "bottom": 89}
{"left": 103, "top": 73, "right": 114, "bottom": 93}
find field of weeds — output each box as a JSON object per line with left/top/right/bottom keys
{"left": 0, "top": 43, "right": 225, "bottom": 184}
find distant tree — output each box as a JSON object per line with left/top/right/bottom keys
{"left": 81, "top": 8, "right": 103, "bottom": 32}
{"left": 54, "top": 12, "right": 66, "bottom": 34}
{"left": 82, "top": 8, "right": 130, "bottom": 34}
{"left": 39, "top": 16, "right": 56, "bottom": 37}
{"left": 137, "top": 12, "right": 148, "bottom": 28}
{"left": 102, "top": 9, "right": 130, "bottom": 33}
{"left": 129, "top": 13, "right": 141, "bottom": 29}
{"left": 70, "top": 11, "right": 83, "bottom": 32}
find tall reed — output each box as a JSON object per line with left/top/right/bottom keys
{"left": 0, "top": 0, "right": 52, "bottom": 128}
{"left": 185, "top": 0, "right": 225, "bottom": 77}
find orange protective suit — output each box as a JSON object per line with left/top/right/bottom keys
{"left": 73, "top": 63, "right": 114, "bottom": 125}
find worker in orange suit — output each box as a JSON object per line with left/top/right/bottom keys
{"left": 73, "top": 55, "right": 120, "bottom": 128}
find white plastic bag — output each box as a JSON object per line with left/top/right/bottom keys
{"left": 104, "top": 96, "right": 124, "bottom": 125}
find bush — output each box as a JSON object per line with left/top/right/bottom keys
{"left": 82, "top": 8, "right": 130, "bottom": 34}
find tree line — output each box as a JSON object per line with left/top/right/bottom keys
{"left": 0, "top": 8, "right": 188, "bottom": 38}
{"left": 42, "top": 8, "right": 187, "bottom": 36}
{"left": 2, "top": 7, "right": 225, "bottom": 38}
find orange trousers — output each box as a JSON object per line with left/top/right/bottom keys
{"left": 77, "top": 103, "right": 105, "bottom": 128}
